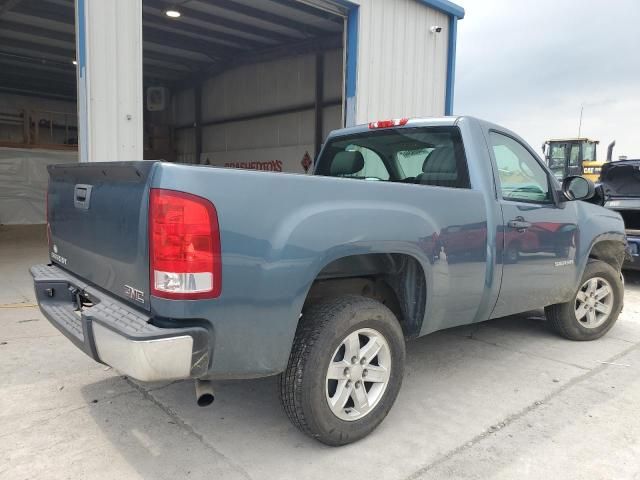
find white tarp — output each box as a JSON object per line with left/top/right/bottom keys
{"left": 0, "top": 147, "right": 78, "bottom": 225}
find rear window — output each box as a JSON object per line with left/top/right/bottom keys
{"left": 315, "top": 126, "right": 470, "bottom": 189}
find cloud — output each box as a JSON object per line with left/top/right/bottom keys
{"left": 453, "top": 0, "right": 640, "bottom": 159}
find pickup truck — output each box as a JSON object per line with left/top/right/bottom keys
{"left": 32, "top": 116, "right": 627, "bottom": 446}
{"left": 600, "top": 158, "right": 640, "bottom": 269}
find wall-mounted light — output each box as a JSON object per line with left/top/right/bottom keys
{"left": 164, "top": 7, "right": 181, "bottom": 18}
{"left": 429, "top": 25, "right": 442, "bottom": 33}
{"left": 72, "top": 60, "right": 78, "bottom": 65}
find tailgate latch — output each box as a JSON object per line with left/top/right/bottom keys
{"left": 74, "top": 184, "right": 93, "bottom": 210}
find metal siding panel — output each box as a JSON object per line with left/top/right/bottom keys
{"left": 199, "top": 54, "right": 320, "bottom": 123}
{"left": 176, "top": 127, "right": 196, "bottom": 163}
{"left": 173, "top": 88, "right": 195, "bottom": 126}
{"left": 355, "top": 0, "right": 449, "bottom": 123}
{"left": 79, "top": 0, "right": 143, "bottom": 162}
{"left": 174, "top": 47, "right": 345, "bottom": 170}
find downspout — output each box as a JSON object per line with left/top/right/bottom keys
{"left": 444, "top": 15, "right": 458, "bottom": 116}
{"left": 344, "top": 5, "right": 359, "bottom": 127}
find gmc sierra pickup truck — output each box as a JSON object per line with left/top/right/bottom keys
{"left": 32, "top": 116, "right": 627, "bottom": 446}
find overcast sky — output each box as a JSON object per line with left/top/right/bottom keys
{"left": 453, "top": 0, "right": 640, "bottom": 159}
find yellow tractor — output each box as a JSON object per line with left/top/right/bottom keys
{"left": 543, "top": 138, "right": 614, "bottom": 182}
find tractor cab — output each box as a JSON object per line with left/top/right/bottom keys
{"left": 543, "top": 138, "right": 602, "bottom": 182}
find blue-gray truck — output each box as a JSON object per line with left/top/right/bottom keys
{"left": 32, "top": 116, "right": 627, "bottom": 445}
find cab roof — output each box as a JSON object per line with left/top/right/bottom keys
{"left": 546, "top": 138, "right": 600, "bottom": 144}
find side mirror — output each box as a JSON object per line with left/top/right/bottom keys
{"left": 561, "top": 175, "right": 595, "bottom": 201}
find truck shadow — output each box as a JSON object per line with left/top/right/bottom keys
{"left": 79, "top": 305, "right": 638, "bottom": 480}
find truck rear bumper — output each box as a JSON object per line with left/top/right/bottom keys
{"left": 31, "top": 264, "right": 210, "bottom": 382}
{"left": 625, "top": 234, "right": 640, "bottom": 270}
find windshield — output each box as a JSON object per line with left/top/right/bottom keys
{"left": 315, "top": 126, "right": 470, "bottom": 189}
{"left": 582, "top": 142, "right": 596, "bottom": 161}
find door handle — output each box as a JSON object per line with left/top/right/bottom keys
{"left": 508, "top": 217, "right": 531, "bottom": 232}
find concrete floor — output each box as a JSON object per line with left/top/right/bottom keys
{"left": 2, "top": 225, "right": 640, "bottom": 480}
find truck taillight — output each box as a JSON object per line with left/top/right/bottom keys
{"left": 149, "top": 189, "right": 221, "bottom": 300}
{"left": 368, "top": 118, "right": 409, "bottom": 129}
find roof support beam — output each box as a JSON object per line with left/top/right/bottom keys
{"left": 0, "top": 53, "right": 75, "bottom": 74}
{"left": 266, "top": 0, "right": 343, "bottom": 25}
{"left": 13, "top": 0, "right": 73, "bottom": 23}
{"left": 0, "top": 85, "right": 75, "bottom": 101}
{"left": 151, "top": 0, "right": 328, "bottom": 38}
{"left": 0, "top": 66, "right": 75, "bottom": 85}
{"left": 0, "top": 0, "right": 25, "bottom": 18}
{"left": 3, "top": 13, "right": 231, "bottom": 63}
{"left": 0, "top": 30, "right": 213, "bottom": 72}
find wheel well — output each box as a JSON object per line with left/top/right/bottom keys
{"left": 588, "top": 240, "right": 626, "bottom": 271}
{"left": 304, "top": 253, "right": 426, "bottom": 338}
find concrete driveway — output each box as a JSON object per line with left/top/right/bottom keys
{"left": 2, "top": 225, "right": 640, "bottom": 480}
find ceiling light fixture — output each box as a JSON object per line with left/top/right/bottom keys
{"left": 164, "top": 7, "right": 181, "bottom": 18}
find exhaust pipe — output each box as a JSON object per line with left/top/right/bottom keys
{"left": 195, "top": 379, "right": 215, "bottom": 407}
{"left": 607, "top": 140, "right": 616, "bottom": 162}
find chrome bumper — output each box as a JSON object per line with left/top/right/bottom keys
{"left": 92, "top": 323, "right": 194, "bottom": 381}
{"left": 31, "top": 264, "right": 210, "bottom": 382}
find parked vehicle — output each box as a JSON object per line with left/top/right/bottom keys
{"left": 543, "top": 138, "right": 619, "bottom": 182}
{"left": 600, "top": 159, "right": 640, "bottom": 269}
{"left": 32, "top": 116, "right": 627, "bottom": 446}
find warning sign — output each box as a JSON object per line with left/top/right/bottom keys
{"left": 301, "top": 151, "right": 312, "bottom": 173}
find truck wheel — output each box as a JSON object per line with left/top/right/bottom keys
{"left": 279, "top": 295, "right": 405, "bottom": 446}
{"left": 545, "top": 260, "right": 623, "bottom": 341}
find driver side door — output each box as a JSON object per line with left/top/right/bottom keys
{"left": 490, "top": 131, "right": 579, "bottom": 318}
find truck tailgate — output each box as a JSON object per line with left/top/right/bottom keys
{"left": 47, "top": 161, "right": 156, "bottom": 310}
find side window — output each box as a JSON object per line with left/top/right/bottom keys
{"left": 490, "top": 132, "right": 552, "bottom": 203}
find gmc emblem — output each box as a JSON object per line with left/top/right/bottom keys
{"left": 124, "top": 285, "right": 145, "bottom": 304}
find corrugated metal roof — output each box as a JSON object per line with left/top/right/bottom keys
{"left": 0, "top": 0, "right": 344, "bottom": 99}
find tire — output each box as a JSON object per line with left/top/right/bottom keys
{"left": 545, "top": 259, "right": 623, "bottom": 341}
{"left": 279, "top": 295, "right": 405, "bottom": 446}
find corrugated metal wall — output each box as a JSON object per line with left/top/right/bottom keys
{"left": 354, "top": 0, "right": 450, "bottom": 122}
{"left": 173, "top": 49, "right": 344, "bottom": 172}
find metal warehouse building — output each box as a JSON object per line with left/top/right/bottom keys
{"left": 0, "top": 0, "right": 464, "bottom": 224}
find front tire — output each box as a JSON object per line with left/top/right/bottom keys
{"left": 279, "top": 296, "right": 405, "bottom": 446}
{"left": 545, "top": 259, "right": 623, "bottom": 341}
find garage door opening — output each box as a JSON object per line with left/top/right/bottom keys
{"left": 0, "top": 0, "right": 462, "bottom": 224}
{"left": 141, "top": 0, "right": 348, "bottom": 173}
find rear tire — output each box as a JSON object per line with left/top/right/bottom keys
{"left": 545, "top": 259, "right": 623, "bottom": 341}
{"left": 279, "top": 295, "right": 405, "bottom": 446}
